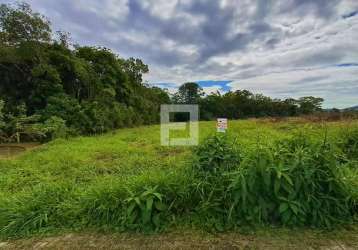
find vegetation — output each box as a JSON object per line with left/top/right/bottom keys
{"left": 173, "top": 82, "right": 325, "bottom": 120}
{"left": 0, "top": 2, "right": 170, "bottom": 142}
{"left": 0, "top": 2, "right": 356, "bottom": 241}
{"left": 0, "top": 120, "right": 357, "bottom": 238}
{"left": 0, "top": 2, "right": 332, "bottom": 143}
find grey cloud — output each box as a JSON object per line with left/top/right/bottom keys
{"left": 278, "top": 0, "right": 340, "bottom": 19}
{"left": 292, "top": 49, "right": 345, "bottom": 67}
{"left": 289, "top": 76, "right": 329, "bottom": 85}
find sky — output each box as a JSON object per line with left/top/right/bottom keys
{"left": 2, "top": 0, "right": 358, "bottom": 108}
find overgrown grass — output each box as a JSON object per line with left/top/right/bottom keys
{"left": 0, "top": 120, "right": 357, "bottom": 238}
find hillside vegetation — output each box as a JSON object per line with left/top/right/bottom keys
{"left": 0, "top": 119, "right": 357, "bottom": 238}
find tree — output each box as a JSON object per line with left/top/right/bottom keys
{"left": 173, "top": 82, "right": 204, "bottom": 104}
{"left": 199, "top": 92, "right": 224, "bottom": 120}
{"left": 0, "top": 102, "right": 48, "bottom": 143}
{"left": 0, "top": 2, "right": 51, "bottom": 45}
{"left": 55, "top": 30, "right": 71, "bottom": 48}
{"left": 0, "top": 2, "right": 172, "bottom": 139}
{"left": 298, "top": 96, "right": 324, "bottom": 114}
{"left": 121, "top": 57, "right": 149, "bottom": 86}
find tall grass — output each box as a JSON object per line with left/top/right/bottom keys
{"left": 0, "top": 121, "right": 357, "bottom": 238}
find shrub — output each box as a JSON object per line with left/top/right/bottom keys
{"left": 194, "top": 133, "right": 241, "bottom": 173}
{"left": 190, "top": 133, "right": 242, "bottom": 230}
{"left": 227, "top": 134, "right": 355, "bottom": 227}
{"left": 123, "top": 186, "right": 167, "bottom": 232}
{"left": 33, "top": 116, "right": 69, "bottom": 141}
{"left": 189, "top": 133, "right": 356, "bottom": 229}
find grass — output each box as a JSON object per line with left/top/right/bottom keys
{"left": 0, "top": 119, "right": 357, "bottom": 239}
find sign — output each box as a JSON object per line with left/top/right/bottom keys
{"left": 217, "top": 118, "right": 227, "bottom": 133}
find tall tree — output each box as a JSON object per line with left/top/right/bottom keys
{"left": 298, "top": 96, "right": 324, "bottom": 114}
{"left": 173, "top": 82, "right": 204, "bottom": 104}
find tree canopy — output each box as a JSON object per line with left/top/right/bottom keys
{"left": 0, "top": 2, "right": 170, "bottom": 142}
{"left": 171, "top": 82, "right": 324, "bottom": 120}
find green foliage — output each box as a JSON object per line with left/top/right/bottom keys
{"left": 298, "top": 96, "right": 324, "bottom": 114}
{"left": 0, "top": 103, "right": 48, "bottom": 143}
{"left": 0, "top": 1, "right": 355, "bottom": 238}
{"left": 0, "top": 3, "right": 170, "bottom": 141}
{"left": 0, "top": 2, "right": 327, "bottom": 142}
{"left": 227, "top": 135, "right": 353, "bottom": 227}
{"left": 35, "top": 116, "right": 69, "bottom": 141}
{"left": 190, "top": 131, "right": 356, "bottom": 230}
{"left": 170, "top": 86, "right": 323, "bottom": 120}
{"left": 340, "top": 128, "right": 358, "bottom": 161}
{"left": 195, "top": 133, "right": 241, "bottom": 173}
{"left": 124, "top": 186, "right": 167, "bottom": 231}
{"left": 0, "top": 120, "right": 356, "bottom": 237}
{"left": 0, "top": 183, "right": 78, "bottom": 237}
{"left": 0, "top": 2, "right": 51, "bottom": 45}
{"left": 173, "top": 82, "right": 204, "bottom": 104}
{"left": 0, "top": 100, "right": 4, "bottom": 130}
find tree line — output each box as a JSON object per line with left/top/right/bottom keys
{"left": 0, "top": 3, "right": 324, "bottom": 142}
{"left": 172, "top": 82, "right": 324, "bottom": 121}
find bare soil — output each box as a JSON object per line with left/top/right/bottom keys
{"left": 0, "top": 143, "right": 40, "bottom": 158}
{"left": 1, "top": 228, "right": 357, "bottom": 250}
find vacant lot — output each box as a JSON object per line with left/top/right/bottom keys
{"left": 0, "top": 119, "right": 357, "bottom": 248}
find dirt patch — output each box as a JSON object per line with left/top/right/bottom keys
{"left": 2, "top": 229, "right": 358, "bottom": 250}
{"left": 0, "top": 143, "right": 40, "bottom": 158}
{"left": 157, "top": 147, "right": 187, "bottom": 158}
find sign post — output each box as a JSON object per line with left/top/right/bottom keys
{"left": 217, "top": 118, "right": 228, "bottom": 133}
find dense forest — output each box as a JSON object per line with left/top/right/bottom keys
{"left": 0, "top": 2, "right": 325, "bottom": 142}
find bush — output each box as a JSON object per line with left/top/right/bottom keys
{"left": 35, "top": 116, "right": 69, "bottom": 141}
{"left": 227, "top": 135, "right": 354, "bottom": 227}
{"left": 194, "top": 133, "right": 241, "bottom": 173}
{"left": 191, "top": 133, "right": 356, "bottom": 229}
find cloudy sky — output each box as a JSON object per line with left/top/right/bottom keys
{"left": 3, "top": 0, "right": 358, "bottom": 108}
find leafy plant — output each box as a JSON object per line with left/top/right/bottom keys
{"left": 124, "top": 186, "right": 167, "bottom": 231}
{"left": 227, "top": 134, "right": 354, "bottom": 227}
{"left": 194, "top": 133, "right": 241, "bottom": 173}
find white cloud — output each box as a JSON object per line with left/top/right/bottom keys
{"left": 23, "top": 0, "right": 358, "bottom": 108}
{"left": 229, "top": 66, "right": 358, "bottom": 108}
